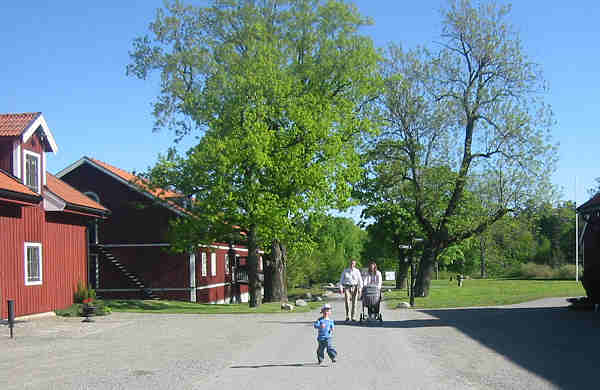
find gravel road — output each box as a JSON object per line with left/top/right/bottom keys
{"left": 1, "top": 295, "right": 598, "bottom": 389}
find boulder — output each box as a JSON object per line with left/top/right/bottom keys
{"left": 396, "top": 302, "right": 411, "bottom": 309}
{"left": 281, "top": 303, "right": 295, "bottom": 311}
{"left": 314, "top": 296, "right": 323, "bottom": 302}
{"left": 304, "top": 292, "right": 312, "bottom": 300}
{"left": 295, "top": 299, "right": 308, "bottom": 307}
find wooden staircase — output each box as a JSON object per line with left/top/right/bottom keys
{"left": 96, "top": 245, "right": 160, "bottom": 300}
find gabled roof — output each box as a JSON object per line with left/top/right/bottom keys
{"left": 0, "top": 112, "right": 58, "bottom": 153}
{"left": 577, "top": 193, "right": 600, "bottom": 214}
{"left": 0, "top": 169, "right": 40, "bottom": 205}
{"left": 45, "top": 173, "right": 109, "bottom": 216}
{"left": 56, "top": 156, "right": 187, "bottom": 216}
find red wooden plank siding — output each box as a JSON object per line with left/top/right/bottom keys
{"left": 0, "top": 203, "right": 88, "bottom": 318}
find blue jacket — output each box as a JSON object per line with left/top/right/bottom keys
{"left": 314, "top": 317, "right": 334, "bottom": 340}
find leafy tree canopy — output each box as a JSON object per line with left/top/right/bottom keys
{"left": 127, "top": 0, "right": 381, "bottom": 305}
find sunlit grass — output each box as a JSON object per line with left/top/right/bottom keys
{"left": 103, "top": 297, "right": 322, "bottom": 314}
{"left": 384, "top": 279, "right": 585, "bottom": 309}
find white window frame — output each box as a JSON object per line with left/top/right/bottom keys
{"left": 201, "top": 252, "right": 207, "bottom": 277}
{"left": 24, "top": 242, "right": 43, "bottom": 286}
{"left": 225, "top": 254, "right": 230, "bottom": 274}
{"left": 211, "top": 252, "right": 217, "bottom": 276}
{"left": 23, "top": 149, "right": 41, "bottom": 193}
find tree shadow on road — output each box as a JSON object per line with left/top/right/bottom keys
{"left": 231, "top": 362, "right": 327, "bottom": 368}
{"left": 385, "top": 306, "right": 599, "bottom": 389}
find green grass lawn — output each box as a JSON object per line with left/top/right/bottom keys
{"left": 103, "top": 296, "right": 322, "bottom": 314}
{"left": 384, "top": 279, "right": 585, "bottom": 309}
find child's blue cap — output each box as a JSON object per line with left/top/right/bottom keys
{"left": 321, "top": 303, "right": 332, "bottom": 312}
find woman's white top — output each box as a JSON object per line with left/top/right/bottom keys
{"left": 363, "top": 270, "right": 382, "bottom": 290}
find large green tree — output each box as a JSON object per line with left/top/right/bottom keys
{"left": 370, "top": 0, "right": 557, "bottom": 296}
{"left": 127, "top": 0, "right": 380, "bottom": 306}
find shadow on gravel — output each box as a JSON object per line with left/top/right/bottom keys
{"left": 390, "top": 306, "right": 599, "bottom": 390}
{"left": 231, "top": 363, "right": 326, "bottom": 368}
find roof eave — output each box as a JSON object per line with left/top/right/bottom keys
{"left": 22, "top": 113, "right": 58, "bottom": 154}
{"left": 57, "top": 157, "right": 187, "bottom": 217}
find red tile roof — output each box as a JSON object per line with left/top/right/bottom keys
{"left": 0, "top": 169, "right": 39, "bottom": 197}
{"left": 46, "top": 173, "right": 108, "bottom": 213}
{"left": 0, "top": 112, "right": 40, "bottom": 137}
{"left": 88, "top": 158, "right": 182, "bottom": 200}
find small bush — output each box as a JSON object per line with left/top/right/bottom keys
{"left": 55, "top": 300, "right": 112, "bottom": 317}
{"left": 74, "top": 281, "right": 96, "bottom": 303}
{"left": 554, "top": 264, "right": 583, "bottom": 280}
{"left": 521, "top": 263, "right": 554, "bottom": 279}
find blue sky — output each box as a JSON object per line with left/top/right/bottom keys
{"left": 2, "top": 1, "right": 599, "bottom": 207}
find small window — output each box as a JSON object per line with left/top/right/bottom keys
{"left": 201, "top": 252, "right": 207, "bottom": 277}
{"left": 24, "top": 150, "right": 41, "bottom": 193}
{"left": 24, "top": 242, "right": 42, "bottom": 285}
{"left": 211, "top": 252, "right": 217, "bottom": 276}
{"left": 225, "top": 254, "right": 230, "bottom": 274}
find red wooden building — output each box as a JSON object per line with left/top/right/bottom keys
{"left": 57, "top": 157, "right": 255, "bottom": 303}
{"left": 0, "top": 112, "right": 108, "bottom": 318}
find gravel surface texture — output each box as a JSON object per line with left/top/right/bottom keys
{"left": 1, "top": 295, "right": 598, "bottom": 389}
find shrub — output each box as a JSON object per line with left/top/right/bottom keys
{"left": 506, "top": 262, "right": 555, "bottom": 279}
{"left": 554, "top": 264, "right": 583, "bottom": 280}
{"left": 74, "top": 281, "right": 96, "bottom": 303}
{"left": 55, "top": 300, "right": 112, "bottom": 317}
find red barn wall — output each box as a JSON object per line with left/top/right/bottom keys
{"left": 60, "top": 164, "right": 172, "bottom": 244}
{"left": 60, "top": 164, "right": 253, "bottom": 304}
{"left": 0, "top": 203, "right": 88, "bottom": 318}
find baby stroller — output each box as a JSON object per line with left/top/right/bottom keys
{"left": 359, "top": 285, "right": 382, "bottom": 323}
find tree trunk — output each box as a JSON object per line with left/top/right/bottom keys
{"left": 270, "top": 239, "right": 288, "bottom": 302}
{"left": 263, "top": 257, "right": 273, "bottom": 303}
{"left": 414, "top": 246, "right": 436, "bottom": 297}
{"left": 247, "top": 226, "right": 262, "bottom": 307}
{"left": 396, "top": 260, "right": 409, "bottom": 289}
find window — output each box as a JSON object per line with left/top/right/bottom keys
{"left": 24, "top": 150, "right": 41, "bottom": 193}
{"left": 201, "top": 252, "right": 207, "bottom": 277}
{"left": 24, "top": 242, "right": 42, "bottom": 285}
{"left": 211, "top": 252, "right": 217, "bottom": 276}
{"left": 225, "top": 254, "right": 230, "bottom": 274}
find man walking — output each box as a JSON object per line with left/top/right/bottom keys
{"left": 339, "top": 259, "right": 363, "bottom": 322}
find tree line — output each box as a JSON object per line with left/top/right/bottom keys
{"left": 127, "top": 0, "right": 558, "bottom": 306}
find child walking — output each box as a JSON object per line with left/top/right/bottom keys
{"left": 313, "top": 303, "right": 337, "bottom": 364}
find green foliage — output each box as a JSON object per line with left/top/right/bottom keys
{"left": 504, "top": 262, "right": 582, "bottom": 280}
{"left": 128, "top": 1, "right": 381, "bottom": 305}
{"left": 73, "top": 281, "right": 96, "bottom": 304}
{"left": 287, "top": 215, "right": 366, "bottom": 286}
{"left": 361, "top": 0, "right": 557, "bottom": 296}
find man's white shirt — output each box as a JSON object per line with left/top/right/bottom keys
{"left": 340, "top": 267, "right": 363, "bottom": 289}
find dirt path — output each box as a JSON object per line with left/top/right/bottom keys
{"left": 1, "top": 295, "right": 597, "bottom": 389}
